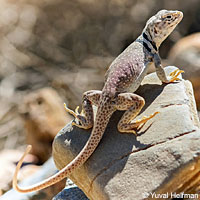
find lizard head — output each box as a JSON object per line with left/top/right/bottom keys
{"left": 144, "top": 10, "right": 183, "bottom": 48}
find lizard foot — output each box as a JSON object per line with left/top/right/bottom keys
{"left": 64, "top": 103, "right": 78, "bottom": 118}
{"left": 64, "top": 103, "right": 82, "bottom": 127}
{"left": 135, "top": 111, "right": 159, "bottom": 125}
{"left": 64, "top": 103, "right": 92, "bottom": 129}
{"left": 118, "top": 111, "right": 159, "bottom": 136}
{"left": 168, "top": 69, "right": 184, "bottom": 83}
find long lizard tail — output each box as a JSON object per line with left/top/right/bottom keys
{"left": 13, "top": 102, "right": 114, "bottom": 193}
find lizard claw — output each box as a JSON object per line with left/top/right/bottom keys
{"left": 64, "top": 103, "right": 87, "bottom": 128}
{"left": 64, "top": 103, "right": 78, "bottom": 118}
{"left": 135, "top": 111, "right": 159, "bottom": 124}
{"left": 75, "top": 105, "right": 84, "bottom": 115}
{"left": 168, "top": 69, "right": 184, "bottom": 83}
{"left": 75, "top": 106, "right": 80, "bottom": 115}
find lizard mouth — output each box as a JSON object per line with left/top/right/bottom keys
{"left": 173, "top": 11, "right": 183, "bottom": 21}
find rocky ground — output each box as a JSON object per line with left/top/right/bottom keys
{"left": 0, "top": 0, "right": 200, "bottom": 199}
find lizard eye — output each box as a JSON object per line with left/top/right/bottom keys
{"left": 166, "top": 15, "right": 172, "bottom": 19}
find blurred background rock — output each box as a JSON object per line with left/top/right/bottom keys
{"left": 0, "top": 0, "right": 200, "bottom": 195}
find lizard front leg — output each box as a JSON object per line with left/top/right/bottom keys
{"left": 65, "top": 90, "right": 102, "bottom": 129}
{"left": 115, "top": 93, "right": 159, "bottom": 135}
{"left": 153, "top": 53, "right": 184, "bottom": 83}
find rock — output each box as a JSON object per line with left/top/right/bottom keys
{"left": 20, "top": 87, "right": 72, "bottom": 162}
{"left": 52, "top": 187, "right": 88, "bottom": 200}
{"left": 168, "top": 33, "right": 200, "bottom": 110}
{"left": 0, "top": 157, "right": 65, "bottom": 200}
{"left": 52, "top": 179, "right": 88, "bottom": 200}
{"left": 52, "top": 66, "right": 200, "bottom": 200}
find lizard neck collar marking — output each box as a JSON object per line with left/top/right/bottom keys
{"left": 142, "top": 32, "right": 158, "bottom": 52}
{"left": 136, "top": 38, "right": 152, "bottom": 53}
{"left": 142, "top": 41, "right": 152, "bottom": 53}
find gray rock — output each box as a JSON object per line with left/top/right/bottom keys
{"left": 52, "top": 179, "right": 88, "bottom": 200}
{"left": 52, "top": 186, "right": 88, "bottom": 200}
{"left": 53, "top": 66, "right": 200, "bottom": 200}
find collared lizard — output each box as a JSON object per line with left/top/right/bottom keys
{"left": 13, "top": 9, "right": 184, "bottom": 193}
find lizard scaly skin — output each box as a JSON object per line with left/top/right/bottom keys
{"left": 13, "top": 10, "right": 183, "bottom": 193}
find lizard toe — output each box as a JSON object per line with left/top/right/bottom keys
{"left": 169, "top": 69, "right": 184, "bottom": 83}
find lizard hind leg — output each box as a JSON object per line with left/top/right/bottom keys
{"left": 65, "top": 90, "right": 102, "bottom": 129}
{"left": 115, "top": 93, "right": 159, "bottom": 135}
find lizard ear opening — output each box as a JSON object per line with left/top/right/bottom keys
{"left": 155, "top": 19, "right": 162, "bottom": 24}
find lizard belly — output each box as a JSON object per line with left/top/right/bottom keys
{"left": 127, "top": 62, "right": 151, "bottom": 93}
